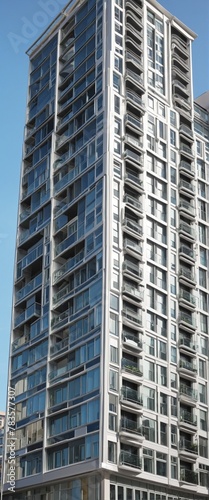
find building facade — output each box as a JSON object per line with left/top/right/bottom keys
{"left": 2, "top": 0, "right": 209, "bottom": 498}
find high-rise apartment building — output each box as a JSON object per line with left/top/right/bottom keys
{"left": 0, "top": 411, "right": 5, "bottom": 486}
{"left": 2, "top": 0, "right": 209, "bottom": 498}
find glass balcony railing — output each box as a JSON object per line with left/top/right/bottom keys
{"left": 125, "top": 172, "right": 143, "bottom": 188}
{"left": 12, "top": 335, "right": 29, "bottom": 352}
{"left": 179, "top": 222, "right": 195, "bottom": 237}
{"left": 124, "top": 194, "right": 143, "bottom": 212}
{"left": 120, "top": 417, "right": 142, "bottom": 435}
{"left": 125, "top": 69, "right": 144, "bottom": 87}
{"left": 179, "top": 179, "right": 195, "bottom": 192}
{"left": 122, "top": 358, "right": 143, "bottom": 376}
{"left": 119, "top": 451, "right": 141, "bottom": 469}
{"left": 126, "top": 51, "right": 143, "bottom": 69}
{"left": 123, "top": 260, "right": 142, "bottom": 278}
{"left": 21, "top": 171, "right": 49, "bottom": 200}
{"left": 179, "top": 337, "right": 195, "bottom": 350}
{"left": 180, "top": 143, "right": 193, "bottom": 156}
{"left": 179, "top": 124, "right": 193, "bottom": 137}
{"left": 14, "top": 303, "right": 41, "bottom": 328}
{"left": 123, "top": 307, "right": 142, "bottom": 326}
{"left": 17, "top": 243, "right": 43, "bottom": 278}
{"left": 179, "top": 267, "right": 195, "bottom": 282}
{"left": 180, "top": 411, "right": 197, "bottom": 426}
{"left": 53, "top": 250, "right": 84, "bottom": 283}
{"left": 180, "top": 469, "right": 198, "bottom": 484}
{"left": 179, "top": 160, "right": 195, "bottom": 176}
{"left": 124, "top": 149, "right": 142, "bottom": 165}
{"left": 178, "top": 311, "right": 196, "bottom": 327}
{"left": 125, "top": 113, "right": 143, "bottom": 130}
{"left": 179, "top": 385, "right": 198, "bottom": 401}
{"left": 123, "top": 238, "right": 143, "bottom": 256}
{"left": 15, "top": 273, "right": 42, "bottom": 303}
{"left": 179, "top": 289, "right": 196, "bottom": 306}
{"left": 50, "top": 338, "right": 69, "bottom": 356}
{"left": 123, "top": 331, "right": 143, "bottom": 349}
{"left": 126, "top": 91, "right": 144, "bottom": 110}
{"left": 122, "top": 218, "right": 143, "bottom": 236}
{"left": 54, "top": 168, "right": 79, "bottom": 194}
{"left": 179, "top": 200, "right": 195, "bottom": 216}
{"left": 179, "top": 438, "right": 198, "bottom": 454}
{"left": 179, "top": 246, "right": 195, "bottom": 260}
{"left": 55, "top": 225, "right": 84, "bottom": 256}
{"left": 51, "top": 309, "right": 71, "bottom": 330}
{"left": 123, "top": 284, "right": 143, "bottom": 301}
{"left": 121, "top": 387, "right": 143, "bottom": 406}
{"left": 179, "top": 359, "right": 197, "bottom": 373}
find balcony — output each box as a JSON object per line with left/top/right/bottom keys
{"left": 15, "top": 273, "right": 42, "bottom": 304}
{"left": 179, "top": 222, "right": 195, "bottom": 241}
{"left": 125, "top": 113, "right": 143, "bottom": 133}
{"left": 173, "top": 80, "right": 189, "bottom": 99}
{"left": 122, "top": 283, "right": 144, "bottom": 303}
{"left": 126, "top": 91, "right": 145, "bottom": 113}
{"left": 178, "top": 200, "right": 195, "bottom": 218}
{"left": 179, "top": 160, "right": 195, "bottom": 178}
{"left": 179, "top": 385, "right": 198, "bottom": 404}
{"left": 121, "top": 358, "right": 143, "bottom": 377}
{"left": 121, "top": 387, "right": 143, "bottom": 408}
{"left": 125, "top": 69, "right": 144, "bottom": 90}
{"left": 124, "top": 149, "right": 143, "bottom": 169}
{"left": 12, "top": 334, "right": 29, "bottom": 352}
{"left": 122, "top": 218, "right": 143, "bottom": 238}
{"left": 179, "top": 245, "right": 195, "bottom": 262}
{"left": 179, "top": 179, "right": 195, "bottom": 196}
{"left": 14, "top": 303, "right": 41, "bottom": 328}
{"left": 122, "top": 308, "right": 143, "bottom": 329}
{"left": 119, "top": 451, "right": 141, "bottom": 470}
{"left": 178, "top": 311, "right": 196, "bottom": 330}
{"left": 50, "top": 337, "right": 69, "bottom": 357}
{"left": 179, "top": 289, "right": 196, "bottom": 308}
{"left": 123, "top": 238, "right": 143, "bottom": 258}
{"left": 124, "top": 194, "right": 143, "bottom": 215}
{"left": 124, "top": 172, "right": 144, "bottom": 192}
{"left": 180, "top": 468, "right": 198, "bottom": 484}
{"left": 53, "top": 250, "right": 84, "bottom": 284}
{"left": 178, "top": 359, "right": 197, "bottom": 379}
{"left": 123, "top": 260, "right": 143, "bottom": 280}
{"left": 126, "top": 51, "right": 143, "bottom": 72}
{"left": 179, "top": 267, "right": 196, "bottom": 287}
{"left": 179, "top": 143, "right": 194, "bottom": 159}
{"left": 122, "top": 331, "right": 143, "bottom": 351}
{"left": 120, "top": 418, "right": 143, "bottom": 444}
{"left": 179, "top": 438, "right": 198, "bottom": 457}
{"left": 179, "top": 337, "right": 196, "bottom": 354}
{"left": 179, "top": 410, "right": 197, "bottom": 428}
{"left": 179, "top": 124, "right": 193, "bottom": 140}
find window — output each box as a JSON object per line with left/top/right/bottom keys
{"left": 143, "top": 387, "right": 155, "bottom": 411}
{"left": 108, "top": 441, "right": 117, "bottom": 462}
{"left": 171, "top": 397, "right": 177, "bottom": 417}
{"left": 170, "top": 110, "right": 176, "bottom": 126}
{"left": 200, "top": 410, "right": 207, "bottom": 431}
{"left": 171, "top": 372, "right": 177, "bottom": 389}
{"left": 170, "top": 167, "right": 176, "bottom": 184}
{"left": 199, "top": 437, "right": 208, "bottom": 458}
{"left": 171, "top": 346, "right": 177, "bottom": 364}
{"left": 114, "top": 95, "right": 120, "bottom": 114}
{"left": 171, "top": 456, "right": 177, "bottom": 479}
{"left": 160, "top": 422, "right": 167, "bottom": 445}
{"left": 199, "top": 383, "right": 206, "bottom": 404}
{"left": 142, "top": 418, "right": 156, "bottom": 442}
{"left": 144, "top": 361, "right": 155, "bottom": 382}
{"left": 159, "top": 340, "right": 166, "bottom": 360}
{"left": 200, "top": 336, "right": 207, "bottom": 356}
{"left": 148, "top": 95, "right": 154, "bottom": 109}
{"left": 159, "top": 366, "right": 167, "bottom": 386}
{"left": 170, "top": 149, "right": 176, "bottom": 164}
{"left": 196, "top": 140, "right": 202, "bottom": 156}
{"left": 109, "top": 370, "right": 118, "bottom": 391}
{"left": 110, "top": 346, "right": 118, "bottom": 364}
{"left": 199, "top": 268, "right": 207, "bottom": 288}
{"left": 170, "top": 275, "right": 176, "bottom": 295}
{"left": 171, "top": 424, "right": 177, "bottom": 446}
{"left": 160, "top": 393, "right": 167, "bottom": 415}
{"left": 171, "top": 324, "right": 176, "bottom": 341}
{"left": 156, "top": 452, "right": 167, "bottom": 476}
{"left": 199, "top": 359, "right": 206, "bottom": 379}
{"left": 170, "top": 208, "right": 176, "bottom": 227}
{"left": 199, "top": 291, "right": 207, "bottom": 311}
{"left": 143, "top": 448, "right": 154, "bottom": 473}
{"left": 170, "top": 130, "right": 176, "bottom": 146}
{"left": 200, "top": 313, "right": 208, "bottom": 333}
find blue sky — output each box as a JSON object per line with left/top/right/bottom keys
{"left": 0, "top": 0, "right": 209, "bottom": 410}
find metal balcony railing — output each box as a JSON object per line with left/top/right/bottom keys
{"left": 179, "top": 438, "right": 198, "bottom": 454}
